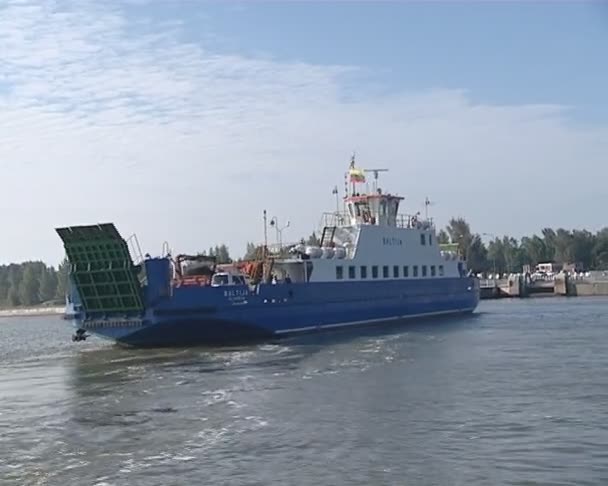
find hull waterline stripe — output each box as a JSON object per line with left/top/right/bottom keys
{"left": 273, "top": 308, "right": 475, "bottom": 335}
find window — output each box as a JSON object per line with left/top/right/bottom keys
{"left": 431, "top": 265, "right": 436, "bottom": 277}
{"left": 413, "top": 265, "right": 418, "bottom": 277}
{"left": 360, "top": 266, "right": 367, "bottom": 279}
{"left": 383, "top": 265, "right": 389, "bottom": 278}
{"left": 422, "top": 265, "right": 428, "bottom": 277}
{"left": 420, "top": 233, "right": 426, "bottom": 245}
{"left": 403, "top": 266, "right": 409, "bottom": 277}
{"left": 393, "top": 265, "right": 399, "bottom": 278}
{"left": 336, "top": 266, "right": 344, "bottom": 280}
{"left": 348, "top": 266, "right": 356, "bottom": 279}
{"left": 439, "top": 265, "right": 444, "bottom": 276}
{"left": 372, "top": 265, "right": 378, "bottom": 279}
{"left": 429, "top": 234, "right": 433, "bottom": 246}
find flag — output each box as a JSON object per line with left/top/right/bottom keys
{"left": 349, "top": 167, "right": 365, "bottom": 183}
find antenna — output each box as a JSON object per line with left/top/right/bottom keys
{"left": 423, "top": 196, "right": 435, "bottom": 220}
{"left": 363, "top": 168, "right": 389, "bottom": 193}
{"left": 332, "top": 185, "right": 339, "bottom": 215}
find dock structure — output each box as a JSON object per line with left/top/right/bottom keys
{"left": 479, "top": 271, "right": 608, "bottom": 299}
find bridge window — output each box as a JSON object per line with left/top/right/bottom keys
{"left": 439, "top": 265, "right": 444, "bottom": 276}
{"left": 431, "top": 265, "right": 436, "bottom": 277}
{"left": 420, "top": 234, "right": 426, "bottom": 245}
{"left": 422, "top": 265, "right": 427, "bottom": 277}
{"left": 413, "top": 265, "right": 419, "bottom": 277}
{"left": 383, "top": 265, "right": 389, "bottom": 278}
{"left": 348, "top": 266, "right": 356, "bottom": 279}
{"left": 403, "top": 266, "right": 409, "bottom": 277}
{"left": 393, "top": 265, "right": 399, "bottom": 278}
{"left": 336, "top": 266, "right": 343, "bottom": 280}
{"left": 429, "top": 234, "right": 433, "bottom": 245}
{"left": 372, "top": 265, "right": 378, "bottom": 279}
{"left": 360, "top": 266, "right": 367, "bottom": 279}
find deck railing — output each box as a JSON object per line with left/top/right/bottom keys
{"left": 320, "top": 212, "right": 434, "bottom": 230}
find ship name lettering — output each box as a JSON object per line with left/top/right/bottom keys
{"left": 224, "top": 289, "right": 249, "bottom": 298}
{"left": 382, "top": 237, "right": 403, "bottom": 246}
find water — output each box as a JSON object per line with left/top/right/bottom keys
{"left": 1, "top": 297, "right": 608, "bottom": 486}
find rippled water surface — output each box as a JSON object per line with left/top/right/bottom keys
{"left": 2, "top": 297, "right": 608, "bottom": 485}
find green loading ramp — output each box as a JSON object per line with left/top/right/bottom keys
{"left": 56, "top": 223, "right": 145, "bottom": 315}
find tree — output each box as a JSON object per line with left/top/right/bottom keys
{"left": 39, "top": 266, "right": 58, "bottom": 302}
{"left": 541, "top": 228, "right": 557, "bottom": 261}
{"left": 55, "top": 258, "right": 70, "bottom": 300}
{"left": 446, "top": 218, "right": 474, "bottom": 260}
{"left": 570, "top": 230, "right": 595, "bottom": 269}
{"left": 7, "top": 286, "right": 20, "bottom": 307}
{"left": 437, "top": 229, "right": 450, "bottom": 244}
{"left": 487, "top": 238, "right": 505, "bottom": 274}
{"left": 19, "top": 264, "right": 40, "bottom": 306}
{"left": 306, "top": 232, "right": 320, "bottom": 246}
{"left": 500, "top": 236, "right": 522, "bottom": 273}
{"left": 521, "top": 235, "right": 550, "bottom": 265}
{"left": 215, "top": 244, "right": 232, "bottom": 264}
{"left": 553, "top": 228, "right": 574, "bottom": 264}
{"left": 592, "top": 229, "right": 608, "bottom": 269}
{"left": 466, "top": 235, "right": 489, "bottom": 273}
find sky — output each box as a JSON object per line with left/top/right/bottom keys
{"left": 1, "top": 0, "right": 608, "bottom": 266}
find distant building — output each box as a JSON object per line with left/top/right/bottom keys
{"left": 535, "top": 262, "right": 563, "bottom": 274}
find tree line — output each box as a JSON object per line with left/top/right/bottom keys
{"left": 0, "top": 260, "right": 69, "bottom": 308}
{"left": 438, "top": 218, "right": 608, "bottom": 274}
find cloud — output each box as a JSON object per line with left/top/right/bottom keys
{"left": 0, "top": 0, "right": 606, "bottom": 265}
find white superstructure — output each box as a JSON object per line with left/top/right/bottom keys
{"left": 270, "top": 157, "right": 467, "bottom": 284}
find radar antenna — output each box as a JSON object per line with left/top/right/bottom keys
{"left": 363, "top": 168, "right": 389, "bottom": 193}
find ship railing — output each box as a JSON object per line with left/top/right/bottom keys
{"left": 265, "top": 242, "right": 304, "bottom": 256}
{"left": 126, "top": 233, "right": 145, "bottom": 265}
{"left": 395, "top": 214, "right": 435, "bottom": 230}
{"left": 320, "top": 212, "right": 350, "bottom": 228}
{"left": 319, "top": 212, "right": 434, "bottom": 230}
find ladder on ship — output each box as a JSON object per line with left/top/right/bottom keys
{"left": 320, "top": 226, "right": 337, "bottom": 247}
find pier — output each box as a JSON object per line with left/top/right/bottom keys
{"left": 479, "top": 271, "right": 608, "bottom": 299}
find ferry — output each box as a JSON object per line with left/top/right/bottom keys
{"left": 57, "top": 157, "right": 479, "bottom": 347}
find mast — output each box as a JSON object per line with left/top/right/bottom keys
{"left": 349, "top": 152, "right": 356, "bottom": 195}
{"left": 332, "top": 185, "right": 339, "bottom": 215}
{"left": 424, "top": 196, "right": 434, "bottom": 220}
{"left": 263, "top": 210, "right": 268, "bottom": 255}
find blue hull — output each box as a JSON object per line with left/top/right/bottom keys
{"left": 74, "top": 277, "right": 480, "bottom": 348}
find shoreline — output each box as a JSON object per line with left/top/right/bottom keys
{"left": 0, "top": 306, "right": 65, "bottom": 318}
